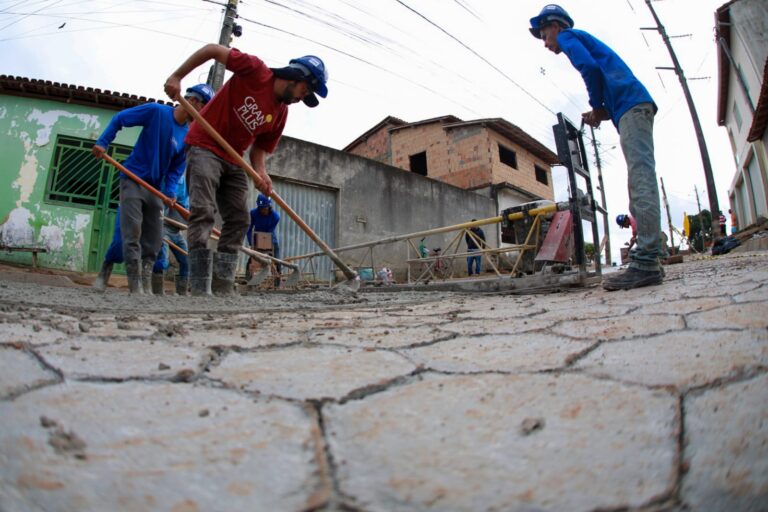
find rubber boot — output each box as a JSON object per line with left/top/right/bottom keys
{"left": 175, "top": 274, "right": 189, "bottom": 296}
{"left": 189, "top": 248, "right": 212, "bottom": 297}
{"left": 92, "top": 261, "right": 113, "bottom": 292}
{"left": 151, "top": 272, "right": 165, "bottom": 296}
{"left": 125, "top": 261, "right": 143, "bottom": 295}
{"left": 141, "top": 260, "right": 154, "bottom": 296}
{"left": 212, "top": 251, "right": 238, "bottom": 296}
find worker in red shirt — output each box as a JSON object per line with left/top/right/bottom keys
{"left": 616, "top": 214, "right": 637, "bottom": 251}
{"left": 164, "top": 45, "right": 328, "bottom": 296}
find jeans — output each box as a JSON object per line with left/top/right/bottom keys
{"left": 186, "top": 146, "right": 250, "bottom": 253}
{"left": 119, "top": 179, "right": 163, "bottom": 266}
{"left": 467, "top": 248, "right": 481, "bottom": 275}
{"left": 619, "top": 103, "right": 661, "bottom": 271}
{"left": 153, "top": 229, "right": 189, "bottom": 277}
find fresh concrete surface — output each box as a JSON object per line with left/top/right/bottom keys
{"left": 0, "top": 252, "right": 766, "bottom": 511}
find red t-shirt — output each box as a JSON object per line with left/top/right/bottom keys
{"left": 185, "top": 48, "right": 288, "bottom": 164}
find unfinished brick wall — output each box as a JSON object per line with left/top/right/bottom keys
{"left": 391, "top": 123, "right": 448, "bottom": 173}
{"left": 346, "top": 125, "right": 395, "bottom": 164}
{"left": 488, "top": 131, "right": 554, "bottom": 200}
{"left": 345, "top": 119, "right": 554, "bottom": 201}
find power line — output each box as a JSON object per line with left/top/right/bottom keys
{"left": 393, "top": 0, "right": 556, "bottom": 116}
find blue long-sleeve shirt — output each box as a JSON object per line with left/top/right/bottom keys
{"left": 96, "top": 103, "right": 188, "bottom": 199}
{"left": 557, "top": 29, "right": 656, "bottom": 129}
{"left": 246, "top": 208, "right": 280, "bottom": 246}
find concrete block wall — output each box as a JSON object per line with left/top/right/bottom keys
{"left": 391, "top": 123, "right": 448, "bottom": 174}
{"left": 268, "top": 136, "right": 496, "bottom": 278}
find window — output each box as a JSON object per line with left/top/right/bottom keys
{"left": 499, "top": 144, "right": 517, "bottom": 169}
{"left": 535, "top": 165, "right": 549, "bottom": 185}
{"left": 46, "top": 135, "right": 131, "bottom": 210}
{"left": 409, "top": 151, "right": 427, "bottom": 176}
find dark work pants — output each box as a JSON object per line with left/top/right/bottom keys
{"left": 186, "top": 146, "right": 250, "bottom": 254}
{"left": 119, "top": 178, "right": 163, "bottom": 265}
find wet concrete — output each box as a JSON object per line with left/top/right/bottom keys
{"left": 0, "top": 253, "right": 767, "bottom": 511}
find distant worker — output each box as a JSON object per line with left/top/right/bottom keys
{"left": 245, "top": 194, "right": 281, "bottom": 279}
{"left": 529, "top": 5, "right": 663, "bottom": 290}
{"left": 718, "top": 211, "right": 727, "bottom": 236}
{"left": 91, "top": 84, "right": 213, "bottom": 294}
{"left": 729, "top": 208, "right": 738, "bottom": 235}
{"left": 465, "top": 221, "right": 486, "bottom": 276}
{"left": 151, "top": 175, "right": 191, "bottom": 296}
{"left": 616, "top": 214, "right": 637, "bottom": 251}
{"left": 164, "top": 45, "right": 328, "bottom": 296}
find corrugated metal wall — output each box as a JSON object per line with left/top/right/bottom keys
{"left": 244, "top": 178, "right": 338, "bottom": 282}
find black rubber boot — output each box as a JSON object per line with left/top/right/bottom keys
{"left": 175, "top": 275, "right": 189, "bottom": 296}
{"left": 602, "top": 267, "right": 663, "bottom": 291}
{"left": 189, "top": 248, "right": 212, "bottom": 297}
{"left": 212, "top": 251, "right": 238, "bottom": 296}
{"left": 92, "top": 261, "right": 113, "bottom": 292}
{"left": 125, "top": 261, "right": 143, "bottom": 295}
{"left": 141, "top": 260, "right": 154, "bottom": 295}
{"left": 151, "top": 272, "right": 165, "bottom": 296}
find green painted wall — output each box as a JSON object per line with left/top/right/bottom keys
{"left": 0, "top": 95, "right": 140, "bottom": 272}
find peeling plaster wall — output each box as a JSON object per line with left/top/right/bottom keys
{"left": 0, "top": 95, "right": 139, "bottom": 271}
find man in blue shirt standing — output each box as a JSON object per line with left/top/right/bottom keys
{"left": 529, "top": 4, "right": 663, "bottom": 290}
{"left": 245, "top": 194, "right": 281, "bottom": 282}
{"left": 92, "top": 84, "right": 213, "bottom": 294}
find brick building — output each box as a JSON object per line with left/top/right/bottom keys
{"left": 343, "top": 115, "right": 559, "bottom": 212}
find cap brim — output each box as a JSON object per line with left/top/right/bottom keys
{"left": 529, "top": 26, "right": 543, "bottom": 39}
{"left": 302, "top": 92, "right": 319, "bottom": 108}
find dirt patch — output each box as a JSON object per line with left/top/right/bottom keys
{"left": 40, "top": 416, "right": 87, "bottom": 460}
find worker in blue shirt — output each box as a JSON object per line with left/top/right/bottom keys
{"left": 530, "top": 5, "right": 662, "bottom": 291}
{"left": 91, "top": 83, "right": 213, "bottom": 294}
{"left": 245, "top": 194, "right": 282, "bottom": 280}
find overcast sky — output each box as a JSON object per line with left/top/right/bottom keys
{"left": 1, "top": 0, "right": 736, "bottom": 263}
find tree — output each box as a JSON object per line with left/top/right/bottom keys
{"left": 584, "top": 242, "right": 595, "bottom": 262}
{"left": 687, "top": 209, "right": 712, "bottom": 252}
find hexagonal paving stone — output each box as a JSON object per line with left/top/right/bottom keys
{"left": 534, "top": 303, "right": 635, "bottom": 322}
{"left": 36, "top": 339, "right": 207, "bottom": 379}
{"left": 633, "top": 296, "right": 732, "bottom": 316}
{"left": 575, "top": 329, "right": 768, "bottom": 389}
{"left": 308, "top": 325, "right": 449, "bottom": 349}
{"left": 437, "top": 316, "right": 555, "bottom": 336}
{"left": 403, "top": 333, "right": 592, "bottom": 373}
{"left": 733, "top": 284, "right": 768, "bottom": 303}
{"left": 0, "top": 382, "right": 329, "bottom": 511}
{"left": 324, "top": 373, "right": 678, "bottom": 511}
{"left": 682, "top": 373, "right": 768, "bottom": 511}
{"left": 687, "top": 302, "right": 768, "bottom": 330}
{"left": 208, "top": 346, "right": 415, "bottom": 401}
{"left": 0, "top": 346, "right": 58, "bottom": 398}
{"left": 551, "top": 313, "right": 684, "bottom": 341}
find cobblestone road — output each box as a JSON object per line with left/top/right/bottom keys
{"left": 1, "top": 253, "right": 766, "bottom": 511}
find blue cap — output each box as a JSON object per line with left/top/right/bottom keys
{"left": 529, "top": 4, "right": 574, "bottom": 39}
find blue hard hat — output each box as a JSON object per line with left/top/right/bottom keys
{"left": 616, "top": 214, "right": 628, "bottom": 227}
{"left": 529, "top": 4, "right": 574, "bottom": 39}
{"left": 256, "top": 194, "right": 272, "bottom": 209}
{"left": 185, "top": 83, "right": 214, "bottom": 104}
{"left": 288, "top": 55, "right": 328, "bottom": 107}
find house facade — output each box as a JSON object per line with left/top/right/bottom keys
{"left": 716, "top": 0, "right": 768, "bottom": 228}
{"left": 343, "top": 115, "right": 559, "bottom": 215}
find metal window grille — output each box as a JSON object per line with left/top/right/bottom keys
{"left": 46, "top": 135, "right": 131, "bottom": 211}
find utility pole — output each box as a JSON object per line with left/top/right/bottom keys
{"left": 643, "top": 0, "right": 720, "bottom": 234}
{"left": 589, "top": 125, "right": 611, "bottom": 266}
{"left": 207, "top": 0, "right": 239, "bottom": 91}
{"left": 659, "top": 177, "right": 675, "bottom": 250}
